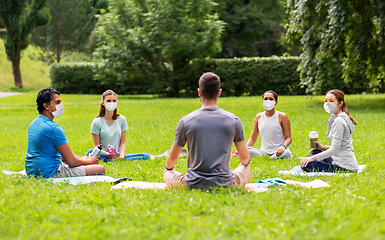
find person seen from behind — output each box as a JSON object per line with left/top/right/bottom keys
{"left": 163, "top": 72, "right": 252, "bottom": 189}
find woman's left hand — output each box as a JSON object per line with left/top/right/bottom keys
{"left": 106, "top": 152, "right": 117, "bottom": 159}
{"left": 300, "top": 156, "right": 316, "bottom": 167}
{"left": 275, "top": 146, "right": 286, "bottom": 157}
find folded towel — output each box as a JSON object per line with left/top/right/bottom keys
{"left": 255, "top": 177, "right": 287, "bottom": 188}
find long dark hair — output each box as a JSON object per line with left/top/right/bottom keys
{"left": 96, "top": 89, "right": 120, "bottom": 120}
{"left": 326, "top": 89, "right": 357, "bottom": 125}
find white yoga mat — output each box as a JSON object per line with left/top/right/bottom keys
{"left": 2, "top": 169, "right": 130, "bottom": 185}
{"left": 278, "top": 165, "right": 366, "bottom": 177}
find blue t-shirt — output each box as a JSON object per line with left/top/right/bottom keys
{"left": 25, "top": 115, "right": 68, "bottom": 178}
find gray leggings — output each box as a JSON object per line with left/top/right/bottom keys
{"left": 247, "top": 147, "right": 293, "bottom": 159}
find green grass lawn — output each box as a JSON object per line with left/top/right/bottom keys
{"left": 0, "top": 93, "right": 384, "bottom": 239}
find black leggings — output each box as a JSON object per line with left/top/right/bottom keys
{"left": 302, "top": 149, "right": 352, "bottom": 173}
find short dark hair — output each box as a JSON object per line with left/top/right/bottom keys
{"left": 262, "top": 90, "right": 278, "bottom": 101}
{"left": 36, "top": 88, "right": 60, "bottom": 114}
{"left": 199, "top": 72, "right": 220, "bottom": 100}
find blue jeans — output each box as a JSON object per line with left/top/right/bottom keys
{"left": 302, "top": 149, "right": 351, "bottom": 172}
{"left": 86, "top": 149, "right": 150, "bottom": 162}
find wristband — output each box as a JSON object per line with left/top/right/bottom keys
{"left": 281, "top": 144, "right": 288, "bottom": 149}
{"left": 165, "top": 166, "right": 174, "bottom": 171}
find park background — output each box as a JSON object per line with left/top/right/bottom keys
{"left": 0, "top": 0, "right": 385, "bottom": 239}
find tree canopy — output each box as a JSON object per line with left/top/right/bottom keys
{"left": 31, "top": 0, "right": 100, "bottom": 63}
{"left": 215, "top": 0, "right": 286, "bottom": 57}
{"left": 286, "top": 0, "right": 385, "bottom": 94}
{"left": 94, "top": 0, "right": 224, "bottom": 96}
{"left": 0, "top": 0, "right": 49, "bottom": 88}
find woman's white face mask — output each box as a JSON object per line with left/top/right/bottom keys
{"left": 263, "top": 100, "right": 276, "bottom": 111}
{"left": 52, "top": 103, "right": 64, "bottom": 118}
{"left": 323, "top": 102, "right": 338, "bottom": 114}
{"left": 105, "top": 102, "right": 117, "bottom": 111}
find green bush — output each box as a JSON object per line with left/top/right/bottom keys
{"left": 51, "top": 62, "right": 102, "bottom": 94}
{"left": 51, "top": 57, "right": 306, "bottom": 96}
{"left": 183, "top": 56, "right": 305, "bottom": 97}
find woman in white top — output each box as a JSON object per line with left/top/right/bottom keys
{"left": 87, "top": 89, "right": 150, "bottom": 161}
{"left": 300, "top": 89, "right": 358, "bottom": 172}
{"left": 246, "top": 90, "right": 292, "bottom": 159}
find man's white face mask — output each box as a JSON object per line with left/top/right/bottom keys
{"left": 52, "top": 103, "right": 64, "bottom": 118}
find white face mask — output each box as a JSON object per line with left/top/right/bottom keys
{"left": 52, "top": 103, "right": 64, "bottom": 118}
{"left": 324, "top": 102, "right": 338, "bottom": 114}
{"left": 105, "top": 102, "right": 117, "bottom": 111}
{"left": 263, "top": 100, "right": 276, "bottom": 111}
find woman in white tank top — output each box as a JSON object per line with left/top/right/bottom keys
{"left": 246, "top": 90, "right": 292, "bottom": 159}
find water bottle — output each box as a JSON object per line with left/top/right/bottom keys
{"left": 107, "top": 145, "right": 119, "bottom": 159}
{"left": 309, "top": 128, "right": 319, "bottom": 149}
{"left": 90, "top": 144, "right": 102, "bottom": 157}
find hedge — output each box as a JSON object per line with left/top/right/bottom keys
{"left": 51, "top": 63, "right": 102, "bottom": 94}
{"left": 184, "top": 57, "right": 304, "bottom": 97}
{"left": 50, "top": 57, "right": 305, "bottom": 96}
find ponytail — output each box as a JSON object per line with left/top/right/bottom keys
{"left": 327, "top": 89, "right": 357, "bottom": 125}
{"left": 341, "top": 101, "right": 357, "bottom": 125}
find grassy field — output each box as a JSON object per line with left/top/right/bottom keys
{"left": 0, "top": 93, "right": 384, "bottom": 239}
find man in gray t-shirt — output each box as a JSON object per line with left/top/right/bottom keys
{"left": 164, "top": 72, "right": 252, "bottom": 189}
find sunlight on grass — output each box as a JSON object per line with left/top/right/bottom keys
{"left": 0, "top": 93, "right": 384, "bottom": 239}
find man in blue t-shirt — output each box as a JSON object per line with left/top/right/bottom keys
{"left": 163, "top": 72, "right": 252, "bottom": 189}
{"left": 25, "top": 88, "right": 105, "bottom": 178}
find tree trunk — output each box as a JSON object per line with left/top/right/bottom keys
{"left": 56, "top": 43, "right": 62, "bottom": 63}
{"left": 226, "top": 41, "right": 233, "bottom": 58}
{"left": 12, "top": 55, "right": 23, "bottom": 89}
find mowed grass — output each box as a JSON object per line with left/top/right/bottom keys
{"left": 0, "top": 93, "right": 384, "bottom": 239}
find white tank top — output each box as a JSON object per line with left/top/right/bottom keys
{"left": 258, "top": 111, "right": 286, "bottom": 155}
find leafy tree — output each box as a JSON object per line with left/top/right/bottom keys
{"left": 31, "top": 0, "right": 97, "bottom": 63}
{"left": 90, "top": 0, "right": 109, "bottom": 14}
{"left": 286, "top": 0, "right": 385, "bottom": 94}
{"left": 215, "top": 0, "right": 286, "bottom": 57}
{"left": 0, "top": 0, "right": 49, "bottom": 88}
{"left": 94, "top": 0, "right": 224, "bottom": 96}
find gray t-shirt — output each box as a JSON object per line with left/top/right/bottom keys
{"left": 174, "top": 107, "right": 245, "bottom": 189}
